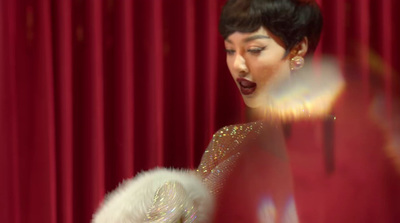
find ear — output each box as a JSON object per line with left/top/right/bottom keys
{"left": 291, "top": 37, "right": 308, "bottom": 57}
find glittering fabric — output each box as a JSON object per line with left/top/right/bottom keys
{"left": 145, "top": 181, "right": 198, "bottom": 223}
{"left": 196, "top": 122, "right": 264, "bottom": 195}
{"left": 143, "top": 122, "right": 267, "bottom": 222}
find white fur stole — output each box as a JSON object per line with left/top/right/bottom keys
{"left": 92, "top": 168, "right": 214, "bottom": 223}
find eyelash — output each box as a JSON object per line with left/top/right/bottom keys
{"left": 224, "top": 47, "right": 266, "bottom": 56}
{"left": 247, "top": 47, "right": 266, "bottom": 54}
{"left": 225, "top": 49, "right": 235, "bottom": 55}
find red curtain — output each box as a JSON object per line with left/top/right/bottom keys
{"left": 0, "top": 0, "right": 399, "bottom": 222}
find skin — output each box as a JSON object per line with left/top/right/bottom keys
{"left": 224, "top": 26, "right": 308, "bottom": 109}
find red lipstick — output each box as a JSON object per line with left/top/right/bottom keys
{"left": 237, "top": 78, "right": 256, "bottom": 95}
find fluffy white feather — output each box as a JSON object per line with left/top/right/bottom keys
{"left": 92, "top": 168, "right": 214, "bottom": 223}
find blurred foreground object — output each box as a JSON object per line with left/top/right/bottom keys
{"left": 259, "top": 58, "right": 345, "bottom": 122}
{"left": 370, "top": 94, "right": 400, "bottom": 175}
{"left": 212, "top": 120, "right": 297, "bottom": 222}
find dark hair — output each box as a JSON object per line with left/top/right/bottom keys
{"left": 219, "top": 0, "right": 323, "bottom": 56}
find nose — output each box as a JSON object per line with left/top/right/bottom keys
{"left": 233, "top": 54, "right": 249, "bottom": 75}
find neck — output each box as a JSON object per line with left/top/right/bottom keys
{"left": 245, "top": 106, "right": 293, "bottom": 139}
{"left": 245, "top": 106, "right": 272, "bottom": 122}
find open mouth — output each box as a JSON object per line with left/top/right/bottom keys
{"left": 237, "top": 78, "right": 257, "bottom": 95}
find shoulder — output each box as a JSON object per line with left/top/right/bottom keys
{"left": 197, "top": 122, "right": 264, "bottom": 174}
{"left": 210, "top": 121, "right": 264, "bottom": 145}
{"left": 197, "top": 122, "right": 265, "bottom": 193}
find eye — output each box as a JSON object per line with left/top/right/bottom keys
{"left": 247, "top": 46, "right": 266, "bottom": 55}
{"left": 225, "top": 49, "right": 235, "bottom": 56}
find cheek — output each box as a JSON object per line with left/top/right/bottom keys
{"left": 251, "top": 57, "right": 289, "bottom": 83}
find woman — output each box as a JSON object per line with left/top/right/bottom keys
{"left": 92, "top": 0, "right": 340, "bottom": 222}
{"left": 196, "top": 1, "right": 343, "bottom": 222}
{"left": 197, "top": 0, "right": 325, "bottom": 195}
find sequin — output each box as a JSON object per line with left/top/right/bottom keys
{"left": 196, "top": 122, "right": 264, "bottom": 196}
{"left": 145, "top": 181, "right": 198, "bottom": 223}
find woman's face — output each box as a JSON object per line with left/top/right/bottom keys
{"left": 224, "top": 27, "right": 291, "bottom": 108}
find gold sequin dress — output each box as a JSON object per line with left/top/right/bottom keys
{"left": 196, "top": 122, "right": 265, "bottom": 196}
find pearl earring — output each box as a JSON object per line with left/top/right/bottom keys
{"left": 290, "top": 55, "right": 305, "bottom": 71}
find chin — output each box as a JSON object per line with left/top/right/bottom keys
{"left": 243, "top": 97, "right": 261, "bottom": 109}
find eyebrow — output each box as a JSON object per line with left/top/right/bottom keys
{"left": 243, "top": 35, "right": 271, "bottom": 42}
{"left": 225, "top": 34, "right": 271, "bottom": 44}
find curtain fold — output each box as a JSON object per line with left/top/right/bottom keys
{"left": 1, "top": 1, "right": 20, "bottom": 222}
{"left": 1, "top": 0, "right": 399, "bottom": 222}
{"left": 381, "top": 0, "right": 393, "bottom": 118}
{"left": 149, "top": 0, "right": 165, "bottom": 168}
{"left": 356, "top": 0, "right": 370, "bottom": 99}
{"left": 104, "top": 0, "right": 135, "bottom": 189}
{"left": 184, "top": 0, "right": 196, "bottom": 168}
{"left": 53, "top": 0, "right": 73, "bottom": 222}
{"left": 204, "top": 0, "right": 219, "bottom": 137}
{"left": 70, "top": 0, "right": 106, "bottom": 221}
{"left": 335, "top": 0, "right": 346, "bottom": 69}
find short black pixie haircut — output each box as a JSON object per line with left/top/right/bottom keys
{"left": 219, "top": 0, "right": 323, "bottom": 56}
